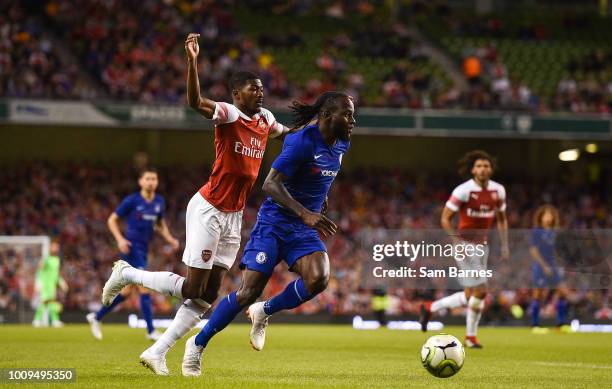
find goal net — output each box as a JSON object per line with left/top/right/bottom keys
{"left": 0, "top": 236, "right": 50, "bottom": 324}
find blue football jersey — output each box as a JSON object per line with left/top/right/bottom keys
{"left": 257, "top": 124, "right": 349, "bottom": 224}
{"left": 115, "top": 192, "right": 165, "bottom": 248}
{"left": 529, "top": 228, "right": 556, "bottom": 265}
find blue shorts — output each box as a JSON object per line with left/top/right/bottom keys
{"left": 240, "top": 220, "right": 326, "bottom": 276}
{"left": 121, "top": 246, "right": 148, "bottom": 269}
{"left": 532, "top": 264, "right": 562, "bottom": 288}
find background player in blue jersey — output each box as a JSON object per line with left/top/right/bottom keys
{"left": 529, "top": 204, "right": 569, "bottom": 332}
{"left": 180, "top": 91, "right": 355, "bottom": 376}
{"left": 87, "top": 168, "right": 179, "bottom": 341}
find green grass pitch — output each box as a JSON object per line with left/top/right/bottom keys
{"left": 1, "top": 324, "right": 610, "bottom": 388}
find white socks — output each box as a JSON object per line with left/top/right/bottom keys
{"left": 149, "top": 299, "right": 210, "bottom": 356}
{"left": 122, "top": 268, "right": 185, "bottom": 299}
{"left": 431, "top": 291, "right": 467, "bottom": 313}
{"left": 466, "top": 296, "right": 485, "bottom": 336}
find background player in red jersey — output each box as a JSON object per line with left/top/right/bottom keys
{"left": 100, "top": 33, "right": 292, "bottom": 375}
{"left": 420, "top": 150, "right": 509, "bottom": 348}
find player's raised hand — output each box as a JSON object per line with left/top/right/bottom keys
{"left": 117, "top": 238, "right": 131, "bottom": 254}
{"left": 301, "top": 210, "right": 337, "bottom": 237}
{"left": 185, "top": 33, "right": 200, "bottom": 60}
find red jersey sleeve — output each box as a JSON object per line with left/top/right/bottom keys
{"left": 212, "top": 102, "right": 239, "bottom": 125}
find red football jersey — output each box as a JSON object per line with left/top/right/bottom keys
{"left": 445, "top": 178, "right": 506, "bottom": 242}
{"left": 199, "top": 102, "right": 284, "bottom": 212}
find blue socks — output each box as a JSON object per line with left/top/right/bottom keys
{"left": 556, "top": 298, "right": 568, "bottom": 326}
{"left": 530, "top": 300, "right": 540, "bottom": 327}
{"left": 531, "top": 298, "right": 569, "bottom": 326}
{"left": 95, "top": 293, "right": 125, "bottom": 320}
{"left": 195, "top": 292, "right": 242, "bottom": 347}
{"left": 263, "top": 278, "right": 312, "bottom": 316}
{"left": 193, "top": 279, "right": 315, "bottom": 348}
{"left": 140, "top": 293, "right": 154, "bottom": 334}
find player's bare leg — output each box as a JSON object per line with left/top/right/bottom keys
{"left": 141, "top": 266, "right": 226, "bottom": 375}
{"left": 465, "top": 286, "right": 486, "bottom": 348}
{"left": 248, "top": 252, "right": 330, "bottom": 351}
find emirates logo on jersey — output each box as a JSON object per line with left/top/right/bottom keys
{"left": 467, "top": 208, "right": 495, "bottom": 218}
{"left": 234, "top": 137, "right": 264, "bottom": 159}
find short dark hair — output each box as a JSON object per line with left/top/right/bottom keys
{"left": 138, "top": 167, "right": 158, "bottom": 178}
{"left": 458, "top": 150, "right": 496, "bottom": 177}
{"left": 229, "top": 71, "right": 261, "bottom": 92}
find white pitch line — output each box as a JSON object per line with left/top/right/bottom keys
{"left": 534, "top": 361, "right": 612, "bottom": 370}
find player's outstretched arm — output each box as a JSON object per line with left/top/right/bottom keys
{"left": 263, "top": 168, "right": 337, "bottom": 237}
{"left": 270, "top": 125, "right": 299, "bottom": 141}
{"left": 185, "top": 33, "right": 216, "bottom": 119}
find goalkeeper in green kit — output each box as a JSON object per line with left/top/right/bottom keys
{"left": 32, "top": 240, "right": 68, "bottom": 327}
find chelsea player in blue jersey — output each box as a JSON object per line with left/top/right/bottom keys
{"left": 180, "top": 91, "right": 355, "bottom": 376}
{"left": 87, "top": 168, "right": 179, "bottom": 341}
{"left": 528, "top": 204, "right": 569, "bottom": 332}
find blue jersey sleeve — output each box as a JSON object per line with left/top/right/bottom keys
{"left": 159, "top": 197, "right": 166, "bottom": 219}
{"left": 271, "top": 132, "right": 311, "bottom": 178}
{"left": 115, "top": 194, "right": 135, "bottom": 218}
{"left": 529, "top": 229, "right": 540, "bottom": 247}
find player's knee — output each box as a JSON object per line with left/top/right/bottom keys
{"left": 181, "top": 281, "right": 202, "bottom": 300}
{"left": 200, "top": 287, "right": 218, "bottom": 304}
{"left": 305, "top": 270, "right": 329, "bottom": 296}
{"left": 236, "top": 286, "right": 262, "bottom": 307}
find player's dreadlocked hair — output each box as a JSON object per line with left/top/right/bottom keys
{"left": 289, "top": 91, "right": 351, "bottom": 129}
{"left": 457, "top": 150, "right": 497, "bottom": 177}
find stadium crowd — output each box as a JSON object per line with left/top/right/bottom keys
{"left": 0, "top": 1, "right": 96, "bottom": 99}
{"left": 1, "top": 163, "right": 610, "bottom": 322}
{"left": 2, "top": 0, "right": 610, "bottom": 114}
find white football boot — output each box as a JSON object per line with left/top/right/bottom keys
{"left": 182, "top": 335, "right": 204, "bottom": 377}
{"left": 139, "top": 347, "right": 169, "bottom": 376}
{"left": 86, "top": 313, "right": 103, "bottom": 340}
{"left": 101, "top": 260, "right": 131, "bottom": 306}
{"left": 247, "top": 301, "right": 269, "bottom": 351}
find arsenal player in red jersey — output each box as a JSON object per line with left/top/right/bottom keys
{"left": 420, "top": 150, "right": 509, "bottom": 348}
{"left": 101, "top": 33, "right": 293, "bottom": 374}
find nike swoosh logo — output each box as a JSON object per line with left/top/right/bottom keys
{"left": 314, "top": 154, "right": 322, "bottom": 159}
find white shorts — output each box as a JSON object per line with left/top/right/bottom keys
{"left": 454, "top": 242, "right": 490, "bottom": 288}
{"left": 182, "top": 192, "right": 242, "bottom": 270}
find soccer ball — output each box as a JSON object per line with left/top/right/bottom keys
{"left": 420, "top": 333, "right": 465, "bottom": 378}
